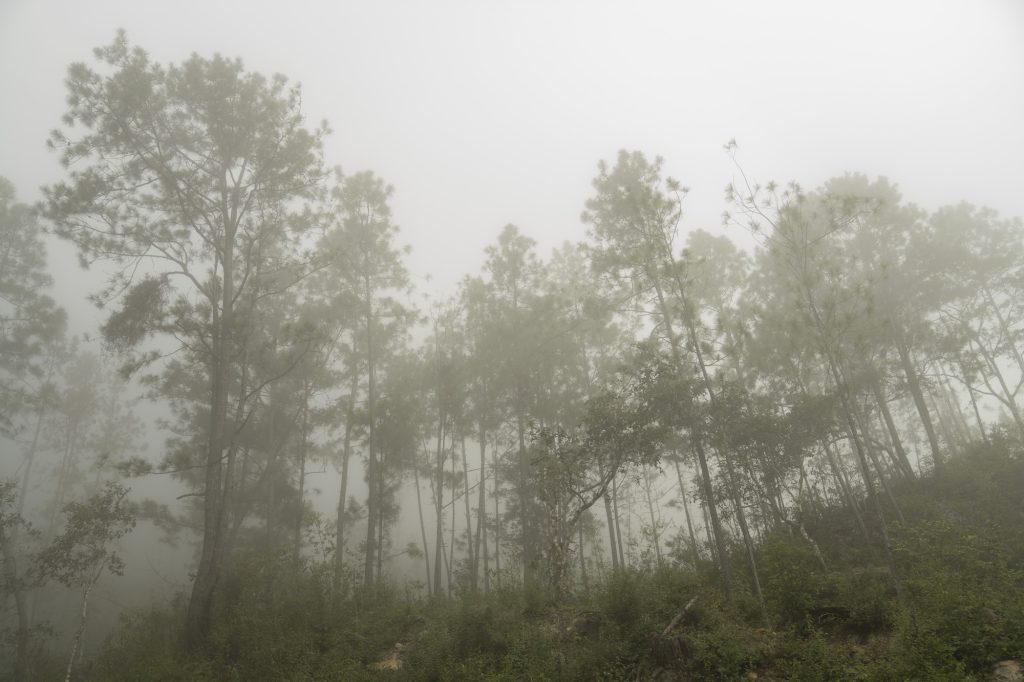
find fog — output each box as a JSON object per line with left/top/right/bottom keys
{"left": 1, "top": 1, "right": 1023, "bottom": 679}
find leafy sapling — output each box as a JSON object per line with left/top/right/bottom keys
{"left": 34, "top": 482, "right": 135, "bottom": 682}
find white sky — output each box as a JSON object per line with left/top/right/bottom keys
{"left": 1, "top": 0, "right": 1023, "bottom": 326}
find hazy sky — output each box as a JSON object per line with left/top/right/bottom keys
{"left": 2, "top": 0, "right": 1022, "bottom": 327}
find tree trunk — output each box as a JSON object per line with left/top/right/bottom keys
{"left": 599, "top": 460, "right": 619, "bottom": 569}
{"left": 432, "top": 414, "right": 446, "bottom": 597}
{"left": 186, "top": 222, "right": 235, "bottom": 646}
{"left": 982, "top": 285, "right": 1024, "bottom": 376}
{"left": 293, "top": 396, "right": 309, "bottom": 567}
{"left": 672, "top": 458, "right": 701, "bottom": 568}
{"left": 823, "top": 345, "right": 901, "bottom": 592}
{"left": 642, "top": 468, "right": 663, "bottom": 567}
{"left": 971, "top": 336, "right": 1024, "bottom": 439}
{"left": 413, "top": 463, "right": 432, "bottom": 596}
{"left": 693, "top": 436, "right": 731, "bottom": 595}
{"left": 1, "top": 523, "right": 30, "bottom": 681}
{"left": 869, "top": 372, "right": 915, "bottom": 478}
{"left": 611, "top": 478, "right": 626, "bottom": 568}
{"left": 895, "top": 338, "right": 942, "bottom": 472}
{"left": 474, "top": 430, "right": 488, "bottom": 592}
{"left": 493, "top": 459, "right": 501, "bottom": 588}
{"left": 66, "top": 562, "right": 105, "bottom": 682}
{"left": 957, "top": 355, "right": 989, "bottom": 445}
{"left": 516, "top": 414, "right": 537, "bottom": 588}
{"left": 578, "top": 515, "right": 588, "bottom": 590}
{"left": 363, "top": 283, "right": 378, "bottom": 586}
{"left": 335, "top": 378, "right": 357, "bottom": 589}
{"left": 447, "top": 446, "right": 457, "bottom": 594}
{"left": 650, "top": 277, "right": 730, "bottom": 591}
{"left": 460, "top": 437, "right": 474, "bottom": 588}
{"left": 852, "top": 416, "right": 906, "bottom": 524}
{"left": 721, "top": 455, "right": 766, "bottom": 621}
{"left": 935, "top": 369, "right": 972, "bottom": 448}
{"left": 17, "top": 403, "right": 47, "bottom": 519}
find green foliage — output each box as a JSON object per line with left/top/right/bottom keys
{"left": 34, "top": 482, "right": 135, "bottom": 587}
{"left": 759, "top": 533, "right": 829, "bottom": 628}
{"left": 0, "top": 177, "right": 66, "bottom": 436}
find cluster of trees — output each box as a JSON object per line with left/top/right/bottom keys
{"left": 2, "top": 32, "right": 1022, "bottom": 670}
{"left": 2, "top": 171, "right": 144, "bottom": 679}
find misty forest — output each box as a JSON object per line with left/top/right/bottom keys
{"left": 3, "top": 26, "right": 1024, "bottom": 682}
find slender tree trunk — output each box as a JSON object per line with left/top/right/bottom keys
{"left": 46, "top": 416, "right": 81, "bottom": 542}
{"left": 663, "top": 241, "right": 752, "bottom": 600}
{"left": 823, "top": 440, "right": 865, "bottom": 534}
{"left": 982, "top": 285, "right": 1024, "bottom": 376}
{"left": 820, "top": 334, "right": 901, "bottom": 591}
{"left": 186, "top": 223, "right": 235, "bottom": 645}
{"left": 925, "top": 388, "right": 960, "bottom": 455}
{"left": 599, "top": 460, "right": 619, "bottom": 569}
{"left": 957, "top": 355, "right": 989, "bottom": 445}
{"left": 672, "top": 458, "right": 701, "bottom": 568}
{"left": 603, "top": 492, "right": 619, "bottom": 569}
{"left": 66, "top": 562, "right": 105, "bottom": 682}
{"left": 611, "top": 478, "right": 626, "bottom": 568}
{"left": 335, "top": 380, "right": 357, "bottom": 588}
{"left": 447, "top": 447, "right": 457, "bottom": 594}
{"left": 972, "top": 336, "right": 1024, "bottom": 438}
{"left": 474, "top": 430, "right": 488, "bottom": 592}
{"left": 1, "top": 523, "right": 30, "bottom": 681}
{"left": 413, "top": 463, "right": 432, "bottom": 596}
{"left": 578, "top": 515, "right": 588, "bottom": 589}
{"left": 516, "top": 414, "right": 536, "bottom": 587}
{"left": 493, "top": 460, "right": 501, "bottom": 588}
{"left": 693, "top": 436, "right": 731, "bottom": 595}
{"left": 642, "top": 468, "right": 663, "bottom": 567}
{"left": 460, "top": 437, "right": 474, "bottom": 588}
{"left": 293, "top": 397, "right": 309, "bottom": 567}
{"left": 853, "top": 418, "right": 906, "bottom": 524}
{"left": 17, "top": 405, "right": 47, "bottom": 521}
{"left": 895, "top": 338, "right": 942, "bottom": 472}
{"left": 363, "top": 285, "right": 378, "bottom": 586}
{"left": 650, "top": 278, "right": 730, "bottom": 592}
{"left": 699, "top": 494, "right": 719, "bottom": 570}
{"left": 936, "top": 370, "right": 972, "bottom": 447}
{"left": 870, "top": 372, "right": 915, "bottom": 478}
{"left": 721, "top": 457, "right": 765, "bottom": 621}
{"left": 433, "top": 415, "right": 446, "bottom": 597}
{"left": 376, "top": 467, "right": 386, "bottom": 581}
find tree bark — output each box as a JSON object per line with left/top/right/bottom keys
{"left": 650, "top": 276, "right": 731, "bottom": 594}
{"left": 642, "top": 468, "right": 663, "bottom": 567}
{"left": 432, "top": 412, "right": 446, "bottom": 597}
{"left": 460, "top": 437, "right": 474, "bottom": 588}
{"left": 65, "top": 562, "right": 105, "bottom": 682}
{"left": 335, "top": 376, "right": 357, "bottom": 589}
{"left": 982, "top": 285, "right": 1024, "bottom": 376}
{"left": 473, "top": 430, "right": 488, "bottom": 592}
{"left": 292, "top": 395, "right": 309, "bottom": 566}
{"left": 971, "top": 336, "right": 1024, "bottom": 439}
{"left": 672, "top": 458, "right": 701, "bottom": 568}
{"left": 0, "top": 523, "right": 29, "bottom": 681}
{"left": 956, "top": 355, "right": 989, "bottom": 445}
{"left": 895, "top": 338, "right": 942, "bottom": 472}
{"left": 869, "top": 371, "right": 915, "bottom": 478}
{"left": 186, "top": 217, "right": 236, "bottom": 646}
{"left": 413, "top": 463, "right": 432, "bottom": 596}
{"left": 363, "top": 280, "right": 378, "bottom": 586}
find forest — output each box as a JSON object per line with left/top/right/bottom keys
{"left": 2, "top": 30, "right": 1024, "bottom": 682}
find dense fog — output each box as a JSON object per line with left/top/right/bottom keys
{"left": 2, "top": 2, "right": 1023, "bottom": 680}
